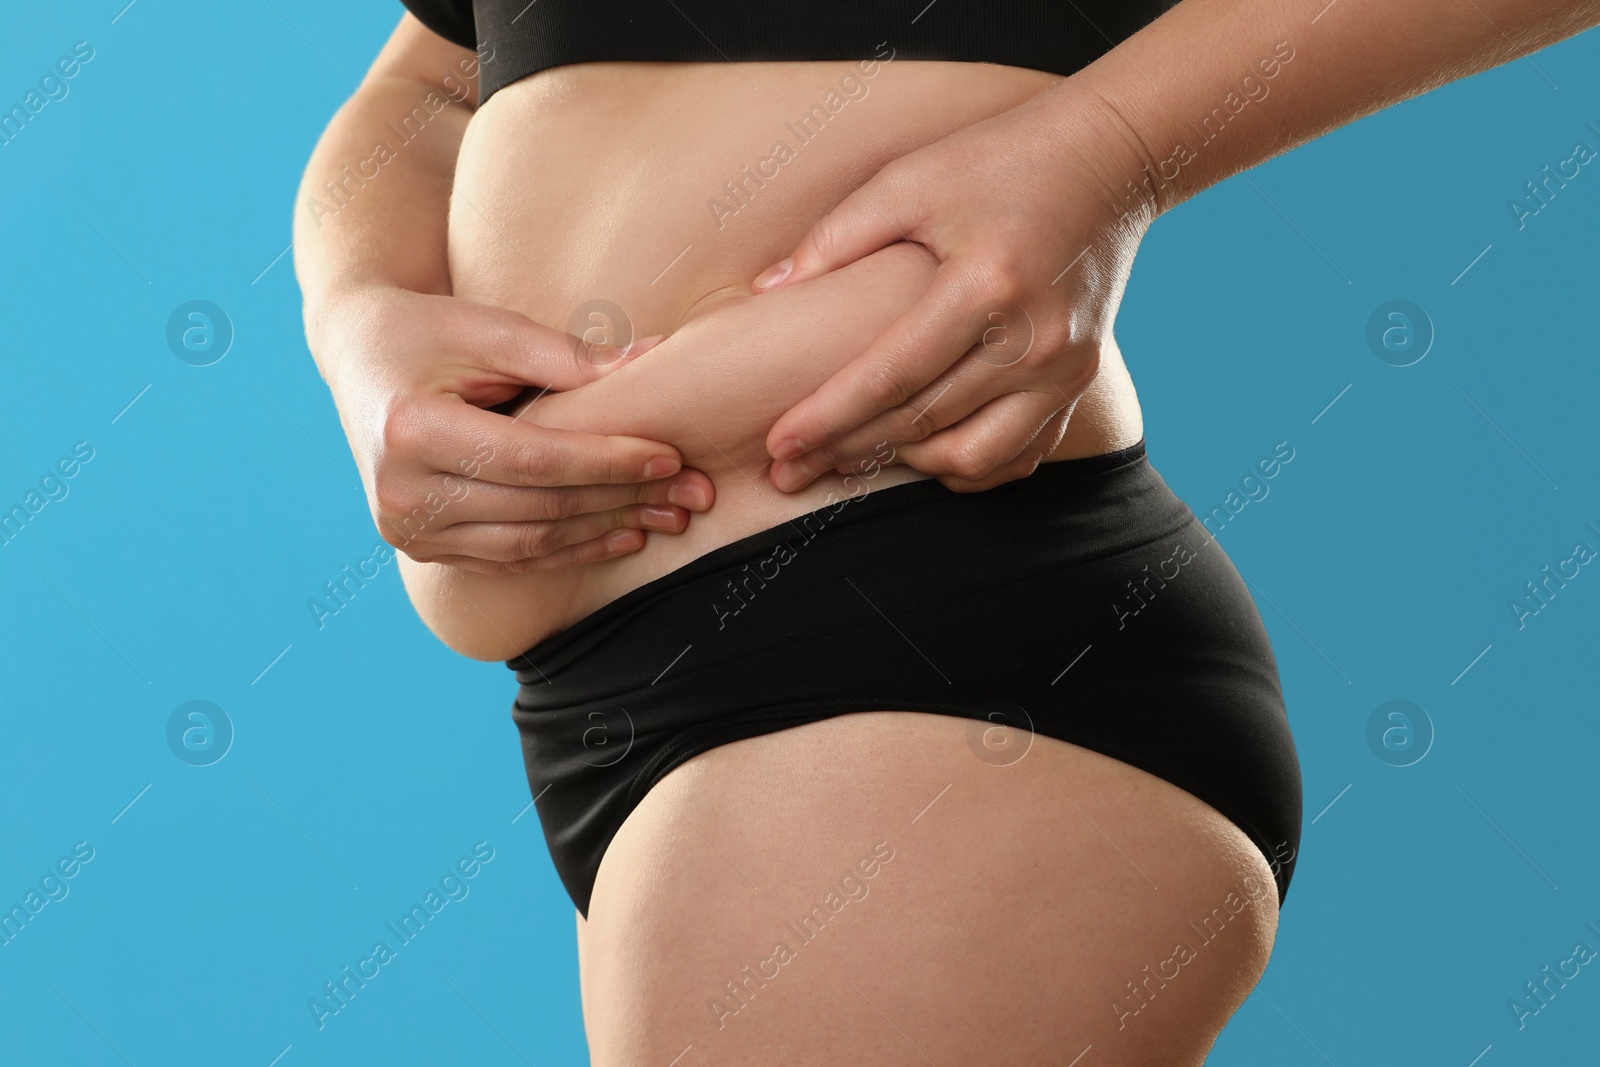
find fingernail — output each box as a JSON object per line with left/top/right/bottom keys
{"left": 772, "top": 460, "right": 812, "bottom": 493}
{"left": 642, "top": 455, "right": 680, "bottom": 479}
{"left": 605, "top": 529, "right": 641, "bottom": 553}
{"left": 753, "top": 257, "right": 793, "bottom": 290}
{"left": 771, "top": 437, "right": 808, "bottom": 461}
{"left": 620, "top": 334, "right": 664, "bottom": 360}
{"left": 667, "top": 482, "right": 709, "bottom": 510}
{"left": 641, "top": 506, "right": 680, "bottom": 531}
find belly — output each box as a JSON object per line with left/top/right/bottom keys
{"left": 413, "top": 59, "right": 1144, "bottom": 659}
{"left": 449, "top": 58, "right": 1072, "bottom": 335}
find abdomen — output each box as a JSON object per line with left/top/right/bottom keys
{"left": 405, "top": 59, "right": 1145, "bottom": 659}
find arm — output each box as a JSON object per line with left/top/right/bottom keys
{"left": 752, "top": 0, "right": 1600, "bottom": 490}
{"left": 1065, "top": 0, "right": 1600, "bottom": 222}
{"left": 293, "top": 15, "right": 714, "bottom": 572}
{"left": 293, "top": 14, "right": 471, "bottom": 315}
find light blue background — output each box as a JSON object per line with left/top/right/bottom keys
{"left": 2, "top": 3, "right": 1597, "bottom": 1064}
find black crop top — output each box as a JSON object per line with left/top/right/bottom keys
{"left": 398, "top": 0, "right": 1181, "bottom": 103}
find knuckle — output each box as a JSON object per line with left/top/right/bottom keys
{"left": 860, "top": 357, "right": 919, "bottom": 409}
{"left": 399, "top": 540, "right": 444, "bottom": 563}
{"left": 805, "top": 217, "right": 844, "bottom": 267}
{"left": 888, "top": 404, "right": 935, "bottom": 443}
{"left": 982, "top": 265, "right": 1027, "bottom": 309}
{"left": 375, "top": 521, "right": 408, "bottom": 550}
{"left": 512, "top": 438, "right": 557, "bottom": 484}
{"left": 475, "top": 313, "right": 523, "bottom": 367}
{"left": 372, "top": 482, "right": 413, "bottom": 528}
{"left": 380, "top": 400, "right": 426, "bottom": 457}
{"left": 879, "top": 161, "right": 925, "bottom": 216}
{"left": 602, "top": 446, "right": 639, "bottom": 486}
{"left": 514, "top": 522, "right": 558, "bottom": 559}
{"left": 945, "top": 441, "right": 1000, "bottom": 482}
{"left": 530, "top": 486, "right": 576, "bottom": 521}
{"left": 1029, "top": 316, "right": 1074, "bottom": 361}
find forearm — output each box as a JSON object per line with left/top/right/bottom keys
{"left": 1053, "top": 0, "right": 1600, "bottom": 222}
{"left": 291, "top": 17, "right": 479, "bottom": 384}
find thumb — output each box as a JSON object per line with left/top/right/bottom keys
{"left": 464, "top": 300, "right": 661, "bottom": 394}
{"left": 752, "top": 169, "right": 911, "bottom": 292}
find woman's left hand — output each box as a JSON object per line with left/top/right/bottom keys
{"left": 752, "top": 83, "right": 1158, "bottom": 492}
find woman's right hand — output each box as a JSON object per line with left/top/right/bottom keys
{"left": 307, "top": 284, "right": 716, "bottom": 574}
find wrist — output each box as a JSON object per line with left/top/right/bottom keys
{"left": 301, "top": 278, "right": 399, "bottom": 391}
{"left": 1034, "top": 80, "right": 1169, "bottom": 234}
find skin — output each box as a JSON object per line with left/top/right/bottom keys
{"left": 755, "top": 0, "right": 1600, "bottom": 492}
{"left": 401, "top": 240, "right": 1139, "bottom": 659}
{"left": 363, "top": 51, "right": 1145, "bottom": 659}
{"left": 294, "top": 22, "right": 716, "bottom": 574}
{"left": 292, "top": 3, "right": 1600, "bottom": 1062}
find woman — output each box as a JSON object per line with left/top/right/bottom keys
{"left": 292, "top": 1, "right": 1599, "bottom": 1062}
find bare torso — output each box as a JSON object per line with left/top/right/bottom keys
{"left": 371, "top": 47, "right": 1272, "bottom": 1067}
{"left": 399, "top": 58, "right": 1144, "bottom": 659}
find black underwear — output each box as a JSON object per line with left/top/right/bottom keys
{"left": 506, "top": 442, "right": 1303, "bottom": 919}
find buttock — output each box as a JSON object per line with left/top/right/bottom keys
{"left": 505, "top": 441, "right": 1303, "bottom": 918}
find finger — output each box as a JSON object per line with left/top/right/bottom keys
{"left": 893, "top": 390, "right": 1070, "bottom": 487}
{"left": 424, "top": 528, "right": 649, "bottom": 575}
{"left": 931, "top": 405, "right": 1075, "bottom": 493}
{"left": 410, "top": 469, "right": 714, "bottom": 527}
{"left": 418, "top": 400, "right": 689, "bottom": 488}
{"left": 752, "top": 169, "right": 916, "bottom": 292}
{"left": 457, "top": 298, "right": 661, "bottom": 392}
{"left": 410, "top": 501, "right": 692, "bottom": 565}
{"left": 770, "top": 343, "right": 1023, "bottom": 490}
{"left": 765, "top": 259, "right": 988, "bottom": 464}
{"left": 380, "top": 469, "right": 715, "bottom": 541}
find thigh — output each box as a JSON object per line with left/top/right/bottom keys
{"left": 575, "top": 710, "right": 1279, "bottom": 1067}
